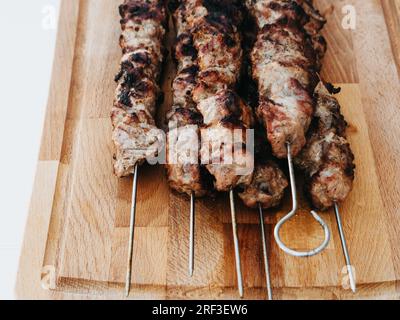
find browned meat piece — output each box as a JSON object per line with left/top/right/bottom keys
{"left": 313, "top": 82, "right": 348, "bottom": 135}
{"left": 296, "top": 132, "right": 354, "bottom": 180}
{"left": 309, "top": 161, "right": 354, "bottom": 210}
{"left": 251, "top": 20, "right": 316, "bottom": 158}
{"left": 173, "top": 65, "right": 199, "bottom": 108}
{"left": 186, "top": 1, "right": 255, "bottom": 191}
{"left": 200, "top": 123, "right": 254, "bottom": 192}
{"left": 119, "top": 0, "right": 167, "bottom": 57}
{"left": 167, "top": 107, "right": 203, "bottom": 128}
{"left": 169, "top": 1, "right": 255, "bottom": 193}
{"left": 114, "top": 68, "right": 160, "bottom": 121}
{"left": 172, "top": 33, "right": 198, "bottom": 108}
{"left": 297, "top": 0, "right": 326, "bottom": 38}
{"left": 246, "top": 0, "right": 301, "bottom": 28}
{"left": 165, "top": 0, "right": 210, "bottom": 197}
{"left": 245, "top": 0, "right": 327, "bottom": 60}
{"left": 197, "top": 89, "right": 254, "bottom": 128}
{"left": 167, "top": 163, "right": 210, "bottom": 196}
{"left": 113, "top": 114, "right": 164, "bottom": 177}
{"left": 112, "top": 0, "right": 167, "bottom": 176}
{"left": 238, "top": 162, "right": 288, "bottom": 209}
{"left": 190, "top": 1, "right": 243, "bottom": 103}
{"left": 295, "top": 82, "right": 355, "bottom": 210}
{"left": 166, "top": 124, "right": 210, "bottom": 196}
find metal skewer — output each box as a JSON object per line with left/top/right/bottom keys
{"left": 229, "top": 189, "right": 244, "bottom": 297}
{"left": 189, "top": 192, "right": 195, "bottom": 276}
{"left": 258, "top": 203, "right": 273, "bottom": 300}
{"left": 274, "top": 143, "right": 331, "bottom": 257}
{"left": 334, "top": 202, "right": 356, "bottom": 293}
{"left": 125, "top": 163, "right": 139, "bottom": 297}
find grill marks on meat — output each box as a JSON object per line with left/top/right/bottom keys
{"left": 247, "top": 0, "right": 325, "bottom": 158}
{"left": 112, "top": 0, "right": 167, "bottom": 177}
{"left": 187, "top": 0, "right": 255, "bottom": 192}
{"left": 186, "top": 1, "right": 244, "bottom": 103}
{"left": 167, "top": 0, "right": 255, "bottom": 193}
{"left": 246, "top": 0, "right": 326, "bottom": 61}
{"left": 238, "top": 161, "right": 288, "bottom": 209}
{"left": 166, "top": 1, "right": 211, "bottom": 196}
{"left": 295, "top": 82, "right": 355, "bottom": 210}
{"left": 236, "top": 5, "right": 289, "bottom": 209}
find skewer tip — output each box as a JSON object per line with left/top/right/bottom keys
{"left": 229, "top": 189, "right": 244, "bottom": 298}
{"left": 125, "top": 164, "right": 139, "bottom": 298}
{"left": 239, "top": 287, "right": 244, "bottom": 298}
{"left": 351, "top": 282, "right": 356, "bottom": 293}
{"left": 258, "top": 203, "right": 273, "bottom": 300}
{"left": 125, "top": 283, "right": 130, "bottom": 298}
{"left": 189, "top": 192, "right": 195, "bottom": 277}
{"left": 334, "top": 203, "right": 356, "bottom": 294}
{"left": 349, "top": 268, "right": 357, "bottom": 293}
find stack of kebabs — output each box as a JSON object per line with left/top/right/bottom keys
{"left": 112, "top": 0, "right": 356, "bottom": 296}
{"left": 166, "top": 0, "right": 289, "bottom": 210}
{"left": 164, "top": 0, "right": 355, "bottom": 210}
{"left": 242, "top": 0, "right": 355, "bottom": 211}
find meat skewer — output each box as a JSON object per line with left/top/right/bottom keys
{"left": 166, "top": 0, "right": 211, "bottom": 277}
{"left": 181, "top": 0, "right": 253, "bottom": 296}
{"left": 236, "top": 8, "right": 292, "bottom": 299}
{"left": 245, "top": 0, "right": 331, "bottom": 257}
{"left": 168, "top": 1, "right": 291, "bottom": 296}
{"left": 247, "top": 0, "right": 356, "bottom": 291}
{"left": 295, "top": 81, "right": 356, "bottom": 291}
{"left": 111, "top": 0, "right": 168, "bottom": 297}
{"left": 237, "top": 159, "right": 288, "bottom": 299}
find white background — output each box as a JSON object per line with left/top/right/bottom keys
{"left": 0, "top": 0, "right": 61, "bottom": 299}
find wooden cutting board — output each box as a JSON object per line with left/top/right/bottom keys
{"left": 16, "top": 0, "right": 400, "bottom": 300}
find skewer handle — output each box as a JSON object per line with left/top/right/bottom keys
{"left": 274, "top": 143, "right": 331, "bottom": 257}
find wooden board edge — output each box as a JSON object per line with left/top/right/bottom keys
{"left": 15, "top": 0, "right": 81, "bottom": 300}
{"left": 381, "top": 0, "right": 400, "bottom": 77}
{"left": 39, "top": 0, "right": 81, "bottom": 161}
{"left": 43, "top": 277, "right": 400, "bottom": 300}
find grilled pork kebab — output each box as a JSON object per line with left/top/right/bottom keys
{"left": 246, "top": 0, "right": 355, "bottom": 210}
{"left": 188, "top": 0, "right": 255, "bottom": 193}
{"left": 112, "top": 0, "right": 168, "bottom": 177}
{"left": 166, "top": 0, "right": 211, "bottom": 197}
{"left": 295, "top": 82, "right": 355, "bottom": 210}
{"left": 166, "top": 0, "right": 288, "bottom": 209}
{"left": 246, "top": 0, "right": 326, "bottom": 159}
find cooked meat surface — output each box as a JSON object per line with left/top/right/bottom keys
{"left": 197, "top": 89, "right": 254, "bottom": 128}
{"left": 200, "top": 123, "right": 254, "bottom": 191}
{"left": 295, "top": 82, "right": 355, "bottom": 210}
{"left": 113, "top": 116, "right": 165, "bottom": 177}
{"left": 167, "top": 124, "right": 211, "bottom": 196}
{"left": 166, "top": 0, "right": 210, "bottom": 196}
{"left": 167, "top": 0, "right": 256, "bottom": 192}
{"left": 246, "top": 0, "right": 325, "bottom": 158}
{"left": 112, "top": 0, "right": 167, "bottom": 177}
{"left": 238, "top": 161, "right": 288, "bottom": 209}
{"left": 245, "top": 0, "right": 327, "bottom": 61}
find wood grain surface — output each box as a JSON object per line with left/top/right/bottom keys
{"left": 16, "top": 0, "right": 400, "bottom": 300}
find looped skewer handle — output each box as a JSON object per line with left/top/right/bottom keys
{"left": 273, "top": 143, "right": 331, "bottom": 257}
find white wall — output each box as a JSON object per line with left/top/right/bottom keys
{"left": 0, "top": 0, "right": 60, "bottom": 299}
